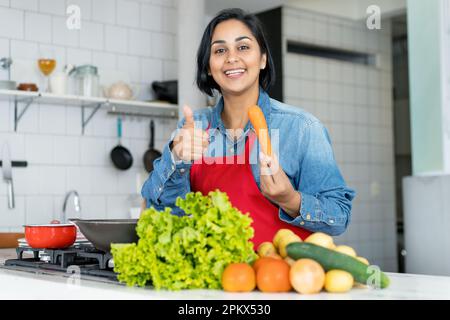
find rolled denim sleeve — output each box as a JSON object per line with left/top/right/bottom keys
{"left": 279, "top": 121, "right": 356, "bottom": 236}
{"left": 141, "top": 119, "right": 192, "bottom": 216}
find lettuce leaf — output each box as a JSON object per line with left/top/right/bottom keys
{"left": 111, "top": 190, "right": 257, "bottom": 290}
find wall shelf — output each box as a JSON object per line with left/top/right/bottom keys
{"left": 0, "top": 89, "right": 179, "bottom": 134}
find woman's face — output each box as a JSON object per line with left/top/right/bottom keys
{"left": 209, "top": 19, "right": 267, "bottom": 96}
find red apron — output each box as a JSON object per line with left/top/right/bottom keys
{"left": 190, "top": 124, "right": 312, "bottom": 249}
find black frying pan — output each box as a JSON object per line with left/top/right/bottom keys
{"left": 69, "top": 218, "right": 139, "bottom": 253}
{"left": 110, "top": 117, "right": 133, "bottom": 170}
{"left": 143, "top": 119, "right": 161, "bottom": 172}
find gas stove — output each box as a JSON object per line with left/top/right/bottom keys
{"left": 1, "top": 244, "right": 120, "bottom": 284}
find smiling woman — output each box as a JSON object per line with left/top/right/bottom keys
{"left": 141, "top": 8, "right": 356, "bottom": 248}
{"left": 196, "top": 10, "right": 274, "bottom": 100}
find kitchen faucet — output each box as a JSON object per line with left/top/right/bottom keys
{"left": 62, "top": 190, "right": 81, "bottom": 223}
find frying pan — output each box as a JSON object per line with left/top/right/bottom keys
{"left": 143, "top": 119, "right": 162, "bottom": 172}
{"left": 69, "top": 218, "right": 139, "bottom": 253}
{"left": 24, "top": 224, "right": 77, "bottom": 249}
{"left": 110, "top": 117, "right": 133, "bottom": 170}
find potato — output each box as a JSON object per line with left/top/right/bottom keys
{"left": 334, "top": 245, "right": 357, "bottom": 257}
{"left": 304, "top": 232, "right": 334, "bottom": 249}
{"left": 278, "top": 234, "right": 301, "bottom": 258}
{"left": 273, "top": 229, "right": 295, "bottom": 249}
{"left": 257, "top": 242, "right": 277, "bottom": 257}
{"left": 324, "top": 270, "right": 354, "bottom": 293}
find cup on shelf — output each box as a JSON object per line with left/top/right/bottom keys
{"left": 49, "top": 72, "right": 68, "bottom": 95}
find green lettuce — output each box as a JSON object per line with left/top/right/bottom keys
{"left": 111, "top": 190, "right": 257, "bottom": 290}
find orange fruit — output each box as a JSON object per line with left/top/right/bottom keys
{"left": 221, "top": 263, "right": 256, "bottom": 292}
{"left": 252, "top": 256, "right": 279, "bottom": 274}
{"left": 256, "top": 258, "right": 292, "bottom": 292}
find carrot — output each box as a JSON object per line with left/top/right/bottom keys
{"left": 248, "top": 105, "right": 272, "bottom": 156}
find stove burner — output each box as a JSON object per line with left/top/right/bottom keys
{"left": 3, "top": 244, "right": 118, "bottom": 282}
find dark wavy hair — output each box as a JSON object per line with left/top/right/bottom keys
{"left": 196, "top": 8, "right": 276, "bottom": 97}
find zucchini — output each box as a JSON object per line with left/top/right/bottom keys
{"left": 286, "top": 242, "right": 390, "bottom": 289}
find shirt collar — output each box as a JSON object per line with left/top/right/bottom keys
{"left": 210, "top": 87, "right": 271, "bottom": 133}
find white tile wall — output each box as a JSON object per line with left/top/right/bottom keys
{"left": 140, "top": 4, "right": 162, "bottom": 31}
{"left": 66, "top": 0, "right": 92, "bottom": 21}
{"left": 92, "top": 0, "right": 116, "bottom": 24}
{"left": 0, "top": 7, "right": 24, "bottom": 39}
{"left": 79, "top": 21, "right": 104, "bottom": 51}
{"left": 104, "top": 25, "right": 128, "bottom": 54}
{"left": 129, "top": 29, "right": 152, "bottom": 57}
{"left": 25, "top": 12, "right": 52, "bottom": 43}
{"left": 163, "top": 60, "right": 177, "bottom": 80}
{"left": 151, "top": 32, "right": 175, "bottom": 59}
{"left": 162, "top": 6, "right": 177, "bottom": 34}
{"left": 141, "top": 57, "right": 163, "bottom": 83}
{"left": 52, "top": 16, "right": 79, "bottom": 47}
{"left": 40, "top": 0, "right": 63, "bottom": 16}
{"left": 25, "top": 196, "right": 54, "bottom": 224}
{"left": 117, "top": 0, "right": 140, "bottom": 28}
{"left": 0, "top": 197, "right": 26, "bottom": 227}
{"left": 92, "top": 51, "right": 116, "bottom": 70}
{"left": 117, "top": 55, "right": 140, "bottom": 83}
{"left": 0, "top": 0, "right": 179, "bottom": 231}
{"left": 283, "top": 7, "right": 397, "bottom": 271}
{"left": 10, "top": 0, "right": 38, "bottom": 11}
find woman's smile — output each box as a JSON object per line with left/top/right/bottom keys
{"left": 224, "top": 68, "right": 247, "bottom": 79}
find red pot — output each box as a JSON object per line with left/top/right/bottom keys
{"left": 24, "top": 224, "right": 77, "bottom": 249}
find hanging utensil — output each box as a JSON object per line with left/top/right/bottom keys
{"left": 143, "top": 119, "right": 162, "bottom": 172}
{"left": 110, "top": 116, "right": 133, "bottom": 170}
{"left": 2, "top": 143, "right": 14, "bottom": 209}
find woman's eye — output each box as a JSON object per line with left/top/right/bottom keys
{"left": 215, "top": 48, "right": 226, "bottom": 54}
{"left": 238, "top": 45, "right": 250, "bottom": 50}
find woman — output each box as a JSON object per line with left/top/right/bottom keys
{"left": 141, "top": 8, "right": 355, "bottom": 247}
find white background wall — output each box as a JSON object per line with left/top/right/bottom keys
{"left": 283, "top": 6, "right": 397, "bottom": 271}
{"left": 0, "top": 0, "right": 179, "bottom": 229}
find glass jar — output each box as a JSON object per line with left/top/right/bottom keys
{"left": 69, "top": 65, "right": 99, "bottom": 97}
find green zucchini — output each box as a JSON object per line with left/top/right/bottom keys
{"left": 286, "top": 242, "right": 390, "bottom": 289}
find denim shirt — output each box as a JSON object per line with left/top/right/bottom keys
{"left": 141, "top": 88, "right": 356, "bottom": 236}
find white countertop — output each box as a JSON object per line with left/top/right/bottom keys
{"left": 1, "top": 249, "right": 449, "bottom": 300}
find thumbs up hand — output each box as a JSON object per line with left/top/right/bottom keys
{"left": 182, "top": 105, "right": 195, "bottom": 128}
{"left": 171, "top": 105, "right": 209, "bottom": 162}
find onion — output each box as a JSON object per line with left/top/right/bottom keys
{"left": 289, "top": 259, "right": 325, "bottom": 294}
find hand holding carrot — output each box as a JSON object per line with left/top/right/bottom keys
{"left": 249, "top": 105, "right": 301, "bottom": 216}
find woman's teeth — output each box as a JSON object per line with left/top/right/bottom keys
{"left": 224, "top": 69, "right": 245, "bottom": 77}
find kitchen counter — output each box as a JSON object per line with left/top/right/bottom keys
{"left": 0, "top": 249, "right": 18, "bottom": 264}
{"left": 1, "top": 249, "right": 449, "bottom": 300}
